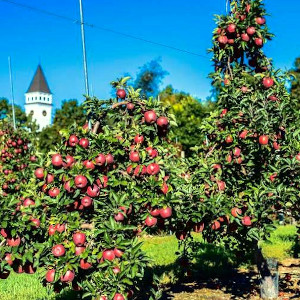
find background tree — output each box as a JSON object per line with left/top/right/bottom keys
{"left": 290, "top": 57, "right": 300, "bottom": 104}
{"left": 133, "top": 58, "right": 168, "bottom": 98}
{"left": 160, "top": 85, "right": 215, "bottom": 155}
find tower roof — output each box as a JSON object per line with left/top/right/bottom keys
{"left": 27, "top": 65, "right": 51, "bottom": 94}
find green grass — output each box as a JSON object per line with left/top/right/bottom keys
{"left": 0, "top": 225, "right": 297, "bottom": 299}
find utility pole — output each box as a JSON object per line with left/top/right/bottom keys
{"left": 79, "top": 0, "right": 90, "bottom": 96}
{"left": 8, "top": 56, "right": 16, "bottom": 130}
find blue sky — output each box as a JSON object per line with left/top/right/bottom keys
{"left": 0, "top": 0, "right": 299, "bottom": 111}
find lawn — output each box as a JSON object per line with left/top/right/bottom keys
{"left": 0, "top": 225, "right": 296, "bottom": 300}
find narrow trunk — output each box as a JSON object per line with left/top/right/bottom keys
{"left": 256, "top": 247, "right": 279, "bottom": 300}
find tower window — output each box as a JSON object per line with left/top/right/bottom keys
{"left": 42, "top": 110, "right": 47, "bottom": 116}
{"left": 30, "top": 110, "right": 34, "bottom": 115}
{"left": 32, "top": 97, "right": 33, "bottom": 100}
{"left": 44, "top": 97, "right": 45, "bottom": 100}
{"left": 40, "top": 97, "right": 41, "bottom": 100}
{"left": 35, "top": 97, "right": 37, "bottom": 100}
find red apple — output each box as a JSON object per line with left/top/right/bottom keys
{"left": 87, "top": 184, "right": 100, "bottom": 197}
{"left": 48, "top": 187, "right": 60, "bottom": 198}
{"left": 233, "top": 147, "right": 241, "bottom": 157}
{"left": 52, "top": 154, "right": 63, "bottom": 167}
{"left": 241, "top": 33, "right": 250, "bottom": 42}
{"left": 73, "top": 232, "right": 86, "bottom": 246}
{"left": 157, "top": 116, "right": 169, "bottom": 127}
{"left": 146, "top": 163, "right": 160, "bottom": 175}
{"left": 212, "top": 220, "right": 221, "bottom": 230}
{"left": 106, "top": 154, "right": 114, "bottom": 164}
{"left": 225, "top": 135, "right": 233, "bottom": 144}
{"left": 114, "top": 248, "right": 124, "bottom": 258}
{"left": 242, "top": 216, "right": 252, "bottom": 226}
{"left": 34, "top": 168, "right": 45, "bottom": 179}
{"left": 102, "top": 250, "right": 115, "bottom": 261}
{"left": 218, "top": 35, "right": 228, "bottom": 45}
{"left": 296, "top": 154, "right": 300, "bottom": 161}
{"left": 129, "top": 151, "right": 140, "bottom": 162}
{"left": 127, "top": 103, "right": 134, "bottom": 110}
{"left": 112, "top": 266, "right": 121, "bottom": 274}
{"left": 116, "top": 89, "right": 126, "bottom": 99}
{"left": 79, "top": 138, "right": 89, "bottom": 148}
{"left": 160, "top": 207, "right": 172, "bottom": 219}
{"left": 95, "top": 154, "right": 106, "bottom": 166}
{"left": 55, "top": 224, "right": 65, "bottom": 233}
{"left": 259, "top": 135, "right": 269, "bottom": 145}
{"left": 61, "top": 270, "right": 75, "bottom": 282}
{"left": 46, "top": 269, "right": 55, "bottom": 282}
{"left": 80, "top": 259, "right": 92, "bottom": 270}
{"left": 75, "top": 246, "right": 86, "bottom": 256}
{"left": 226, "top": 23, "right": 236, "bottom": 33}
{"left": 146, "top": 147, "right": 158, "bottom": 158}
{"left": 83, "top": 160, "right": 95, "bottom": 170}
{"left": 74, "top": 175, "right": 88, "bottom": 188}
{"left": 114, "top": 213, "right": 125, "bottom": 222}
{"left": 64, "top": 155, "right": 75, "bottom": 168}
{"left": 145, "top": 216, "right": 157, "bottom": 227}
{"left": 231, "top": 207, "right": 242, "bottom": 217}
{"left": 114, "top": 294, "right": 125, "bottom": 300}
{"left": 48, "top": 225, "right": 56, "bottom": 236}
{"left": 46, "top": 174, "right": 54, "bottom": 184}
{"left": 134, "top": 135, "right": 144, "bottom": 144}
{"left": 7, "top": 236, "right": 21, "bottom": 247}
{"left": 144, "top": 110, "right": 157, "bottom": 124}
{"left": 256, "top": 17, "right": 266, "bottom": 25}
{"left": 52, "top": 244, "right": 65, "bottom": 257}
{"left": 239, "top": 130, "right": 248, "bottom": 139}
{"left": 246, "top": 26, "right": 256, "bottom": 35}
{"left": 262, "top": 77, "right": 274, "bottom": 88}
{"left": 68, "top": 135, "right": 79, "bottom": 147}
{"left": 81, "top": 196, "right": 93, "bottom": 207}
{"left": 23, "top": 198, "right": 35, "bottom": 207}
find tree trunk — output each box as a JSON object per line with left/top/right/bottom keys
{"left": 256, "top": 247, "right": 279, "bottom": 300}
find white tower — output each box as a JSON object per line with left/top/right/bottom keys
{"left": 25, "top": 65, "right": 52, "bottom": 131}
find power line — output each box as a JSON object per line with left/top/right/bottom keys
{"left": 0, "top": 0, "right": 210, "bottom": 59}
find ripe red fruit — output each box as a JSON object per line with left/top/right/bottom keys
{"left": 75, "top": 246, "right": 86, "bottom": 256}
{"left": 193, "top": 222, "right": 204, "bottom": 233}
{"left": 114, "top": 213, "right": 125, "bottom": 222}
{"left": 146, "top": 147, "right": 158, "bottom": 158}
{"left": 83, "top": 160, "right": 95, "bottom": 170}
{"left": 48, "top": 187, "right": 60, "bottom": 198}
{"left": 46, "top": 174, "right": 54, "bottom": 184}
{"left": 74, "top": 175, "right": 88, "bottom": 188}
{"left": 73, "top": 232, "right": 86, "bottom": 246}
{"left": 106, "top": 154, "right": 114, "bottom": 164}
{"left": 224, "top": 78, "right": 230, "bottom": 85}
{"left": 161, "top": 182, "right": 169, "bottom": 195}
{"left": 150, "top": 208, "right": 161, "bottom": 217}
{"left": 34, "top": 168, "right": 45, "bottom": 179}
{"left": 31, "top": 218, "right": 40, "bottom": 228}
{"left": 160, "top": 207, "right": 172, "bottom": 219}
{"left": 95, "top": 154, "right": 106, "bottom": 166}
{"left": 0, "top": 228, "right": 8, "bottom": 238}
{"left": 270, "top": 173, "right": 277, "bottom": 182}
{"left": 145, "top": 216, "right": 157, "bottom": 227}
{"left": 86, "top": 184, "right": 100, "bottom": 197}
{"left": 242, "top": 216, "right": 252, "bottom": 226}
{"left": 52, "top": 154, "right": 63, "bottom": 167}
{"left": 30, "top": 155, "right": 36, "bottom": 162}
{"left": 102, "top": 250, "right": 115, "bottom": 261}
{"left": 7, "top": 237, "right": 21, "bottom": 247}
{"left": 48, "top": 225, "right": 56, "bottom": 236}
{"left": 233, "top": 147, "right": 241, "bottom": 157}
{"left": 129, "top": 151, "right": 140, "bottom": 162}
{"left": 79, "top": 138, "right": 89, "bottom": 148}
{"left": 273, "top": 142, "right": 280, "bottom": 150}
{"left": 245, "top": 4, "right": 251, "bottom": 13}
{"left": 63, "top": 155, "right": 75, "bottom": 168}
{"left": 127, "top": 102, "right": 134, "bottom": 110}
{"left": 262, "top": 77, "right": 274, "bottom": 88}
{"left": 80, "top": 259, "right": 92, "bottom": 270}
{"left": 255, "top": 38, "right": 263, "bottom": 47}
{"left": 68, "top": 135, "right": 79, "bottom": 147}
{"left": 113, "top": 266, "right": 121, "bottom": 274}
{"left": 296, "top": 154, "right": 300, "bottom": 161}
{"left": 55, "top": 224, "right": 65, "bottom": 233}
{"left": 64, "top": 181, "right": 74, "bottom": 193}
{"left": 146, "top": 163, "right": 160, "bottom": 175}
{"left": 116, "top": 89, "right": 126, "bottom": 99}
{"left": 211, "top": 220, "right": 221, "bottom": 230}
{"left": 61, "top": 270, "right": 75, "bottom": 282}
{"left": 268, "top": 95, "right": 278, "bottom": 101}
{"left": 241, "top": 33, "right": 250, "bottom": 42}
{"left": 217, "top": 180, "right": 226, "bottom": 191}
{"left": 114, "top": 294, "right": 125, "bottom": 300}
{"left": 144, "top": 110, "right": 157, "bottom": 124}
{"left": 81, "top": 196, "right": 93, "bottom": 207}
{"left": 52, "top": 244, "right": 65, "bottom": 257}
{"left": 239, "top": 130, "right": 248, "bottom": 139}
{"left": 5, "top": 253, "right": 13, "bottom": 266}
{"left": 114, "top": 248, "right": 124, "bottom": 258}
{"left": 46, "top": 269, "right": 55, "bottom": 282}
{"left": 256, "top": 17, "right": 266, "bottom": 25}
{"left": 99, "top": 296, "right": 107, "bottom": 300}
{"left": 231, "top": 207, "right": 242, "bottom": 217}
{"left": 225, "top": 135, "right": 233, "bottom": 144}
{"left": 23, "top": 198, "right": 35, "bottom": 207}
{"left": 157, "top": 116, "right": 169, "bottom": 127}
{"left": 246, "top": 27, "right": 256, "bottom": 35}
{"left": 218, "top": 35, "right": 228, "bottom": 45}
{"left": 259, "top": 135, "right": 269, "bottom": 145}
{"left": 226, "top": 23, "right": 236, "bottom": 33}
{"left": 134, "top": 135, "right": 144, "bottom": 144}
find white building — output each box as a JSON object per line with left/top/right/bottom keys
{"left": 25, "top": 65, "right": 52, "bottom": 130}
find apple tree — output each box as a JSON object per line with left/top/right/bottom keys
{"left": 31, "top": 78, "right": 188, "bottom": 299}
{"left": 190, "top": 0, "right": 298, "bottom": 263}
{"left": 0, "top": 121, "right": 42, "bottom": 278}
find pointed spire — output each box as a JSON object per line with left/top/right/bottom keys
{"left": 27, "top": 65, "right": 51, "bottom": 94}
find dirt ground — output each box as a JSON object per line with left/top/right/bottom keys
{"left": 162, "top": 262, "right": 300, "bottom": 300}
